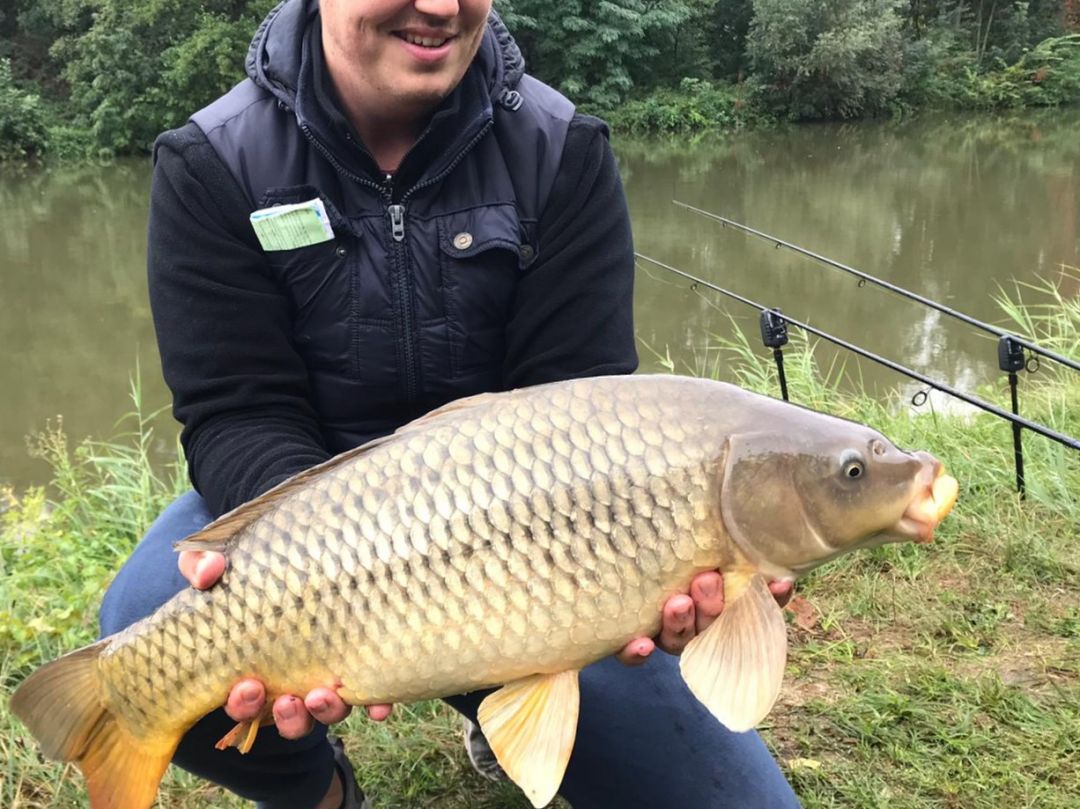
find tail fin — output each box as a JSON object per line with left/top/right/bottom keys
{"left": 11, "top": 640, "right": 178, "bottom": 809}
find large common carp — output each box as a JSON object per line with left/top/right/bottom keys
{"left": 12, "top": 374, "right": 957, "bottom": 808}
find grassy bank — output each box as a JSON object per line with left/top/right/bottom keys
{"left": 1, "top": 277, "right": 1078, "bottom": 807}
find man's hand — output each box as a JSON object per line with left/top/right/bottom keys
{"left": 178, "top": 549, "right": 392, "bottom": 738}
{"left": 616, "top": 571, "right": 795, "bottom": 666}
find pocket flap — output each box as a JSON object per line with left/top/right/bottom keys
{"left": 437, "top": 205, "right": 533, "bottom": 267}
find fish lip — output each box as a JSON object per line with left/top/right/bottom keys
{"left": 891, "top": 462, "right": 959, "bottom": 545}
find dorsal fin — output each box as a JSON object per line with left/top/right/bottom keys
{"left": 398, "top": 389, "right": 509, "bottom": 428}
{"left": 173, "top": 388, "right": 514, "bottom": 554}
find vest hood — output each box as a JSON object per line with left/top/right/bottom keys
{"left": 244, "top": 0, "right": 525, "bottom": 111}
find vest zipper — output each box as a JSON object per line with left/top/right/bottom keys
{"left": 388, "top": 204, "right": 406, "bottom": 242}
{"left": 386, "top": 201, "right": 418, "bottom": 403}
{"left": 300, "top": 117, "right": 494, "bottom": 407}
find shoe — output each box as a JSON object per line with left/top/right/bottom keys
{"left": 329, "top": 735, "right": 372, "bottom": 809}
{"left": 462, "top": 718, "right": 508, "bottom": 783}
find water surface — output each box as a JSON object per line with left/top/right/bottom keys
{"left": 2, "top": 111, "right": 1077, "bottom": 488}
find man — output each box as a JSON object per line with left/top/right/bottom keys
{"left": 100, "top": 1, "right": 801, "bottom": 807}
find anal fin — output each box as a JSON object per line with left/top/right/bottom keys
{"left": 679, "top": 571, "right": 788, "bottom": 732}
{"left": 477, "top": 671, "right": 580, "bottom": 808}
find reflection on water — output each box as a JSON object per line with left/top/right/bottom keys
{"left": 1, "top": 111, "right": 1078, "bottom": 488}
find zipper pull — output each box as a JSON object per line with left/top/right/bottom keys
{"left": 388, "top": 204, "right": 406, "bottom": 242}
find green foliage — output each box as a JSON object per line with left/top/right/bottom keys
{"left": 496, "top": 0, "right": 704, "bottom": 110}
{"left": 702, "top": 0, "right": 757, "bottom": 79}
{"left": 608, "top": 77, "right": 770, "bottom": 133}
{"left": 1, "top": 381, "right": 185, "bottom": 675}
{"left": 0, "top": 58, "right": 49, "bottom": 159}
{"left": 52, "top": 0, "right": 274, "bottom": 155}
{"left": 904, "top": 33, "right": 1080, "bottom": 109}
{"left": 747, "top": 0, "right": 907, "bottom": 119}
{"left": 1, "top": 0, "right": 1077, "bottom": 151}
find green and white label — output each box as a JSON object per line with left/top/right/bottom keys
{"left": 249, "top": 198, "right": 335, "bottom": 251}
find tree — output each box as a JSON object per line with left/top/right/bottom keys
{"left": 495, "top": 0, "right": 703, "bottom": 108}
{"left": 0, "top": 58, "right": 49, "bottom": 159}
{"left": 748, "top": 0, "right": 906, "bottom": 118}
{"left": 49, "top": 0, "right": 274, "bottom": 153}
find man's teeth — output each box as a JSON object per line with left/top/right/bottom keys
{"left": 403, "top": 33, "right": 448, "bottom": 47}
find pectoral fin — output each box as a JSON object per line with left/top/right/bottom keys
{"left": 679, "top": 572, "right": 788, "bottom": 732}
{"left": 476, "top": 671, "right": 580, "bottom": 808}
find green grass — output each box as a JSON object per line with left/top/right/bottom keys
{"left": 2, "top": 276, "right": 1078, "bottom": 807}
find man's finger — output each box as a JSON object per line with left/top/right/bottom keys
{"left": 657, "top": 594, "right": 696, "bottom": 654}
{"left": 304, "top": 688, "right": 351, "bottom": 725}
{"left": 615, "top": 637, "right": 655, "bottom": 667}
{"left": 689, "top": 571, "right": 724, "bottom": 634}
{"left": 273, "top": 695, "right": 315, "bottom": 740}
{"left": 365, "top": 704, "right": 393, "bottom": 721}
{"left": 225, "top": 678, "right": 266, "bottom": 722}
{"left": 769, "top": 579, "right": 795, "bottom": 608}
{"left": 178, "top": 550, "right": 226, "bottom": 590}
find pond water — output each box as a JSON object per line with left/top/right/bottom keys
{"left": 2, "top": 110, "right": 1078, "bottom": 489}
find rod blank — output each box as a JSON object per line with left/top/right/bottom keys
{"left": 635, "top": 252, "right": 1080, "bottom": 453}
{"left": 673, "top": 201, "right": 1080, "bottom": 375}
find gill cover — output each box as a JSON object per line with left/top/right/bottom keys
{"left": 720, "top": 432, "right": 833, "bottom": 574}
{"left": 719, "top": 428, "right": 925, "bottom": 574}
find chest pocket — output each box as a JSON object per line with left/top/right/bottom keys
{"left": 259, "top": 186, "right": 355, "bottom": 372}
{"left": 436, "top": 204, "right": 533, "bottom": 378}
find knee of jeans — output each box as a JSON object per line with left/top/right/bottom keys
{"left": 98, "top": 492, "right": 210, "bottom": 636}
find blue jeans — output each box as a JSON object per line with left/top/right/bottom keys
{"left": 100, "top": 491, "right": 801, "bottom": 809}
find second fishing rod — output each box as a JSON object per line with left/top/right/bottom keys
{"left": 674, "top": 201, "right": 1080, "bottom": 376}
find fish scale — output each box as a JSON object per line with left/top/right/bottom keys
{"left": 13, "top": 374, "right": 959, "bottom": 809}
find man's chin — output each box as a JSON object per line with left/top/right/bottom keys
{"left": 391, "top": 80, "right": 457, "bottom": 112}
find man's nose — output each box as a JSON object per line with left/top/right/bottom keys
{"left": 414, "top": 0, "right": 461, "bottom": 18}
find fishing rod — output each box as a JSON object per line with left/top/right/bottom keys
{"left": 673, "top": 201, "right": 1080, "bottom": 376}
{"left": 635, "top": 254, "right": 1080, "bottom": 483}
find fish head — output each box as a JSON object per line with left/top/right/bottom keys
{"left": 719, "top": 421, "right": 958, "bottom": 577}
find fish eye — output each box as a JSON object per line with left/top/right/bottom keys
{"left": 840, "top": 451, "right": 866, "bottom": 480}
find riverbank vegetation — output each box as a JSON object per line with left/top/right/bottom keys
{"left": 1, "top": 272, "right": 1077, "bottom": 807}
{"left": 1, "top": 0, "right": 1079, "bottom": 158}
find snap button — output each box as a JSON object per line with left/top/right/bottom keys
{"left": 335, "top": 246, "right": 347, "bottom": 257}
{"left": 453, "top": 232, "right": 473, "bottom": 250}
{"left": 519, "top": 244, "right": 535, "bottom": 262}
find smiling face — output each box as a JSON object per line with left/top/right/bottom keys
{"left": 320, "top": 0, "right": 493, "bottom": 122}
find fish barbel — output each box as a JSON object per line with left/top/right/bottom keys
{"left": 12, "top": 374, "right": 958, "bottom": 808}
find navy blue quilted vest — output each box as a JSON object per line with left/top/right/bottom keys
{"left": 190, "top": 1, "right": 574, "bottom": 453}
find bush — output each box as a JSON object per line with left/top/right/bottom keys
{"left": 906, "top": 33, "right": 1080, "bottom": 110}
{"left": 608, "top": 78, "right": 770, "bottom": 133}
{"left": 747, "top": 0, "right": 906, "bottom": 119}
{"left": 0, "top": 58, "right": 48, "bottom": 159}
{"left": 54, "top": 1, "right": 273, "bottom": 156}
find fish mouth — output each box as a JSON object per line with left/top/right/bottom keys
{"left": 892, "top": 458, "right": 959, "bottom": 544}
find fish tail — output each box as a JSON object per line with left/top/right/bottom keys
{"left": 11, "top": 639, "right": 178, "bottom": 809}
